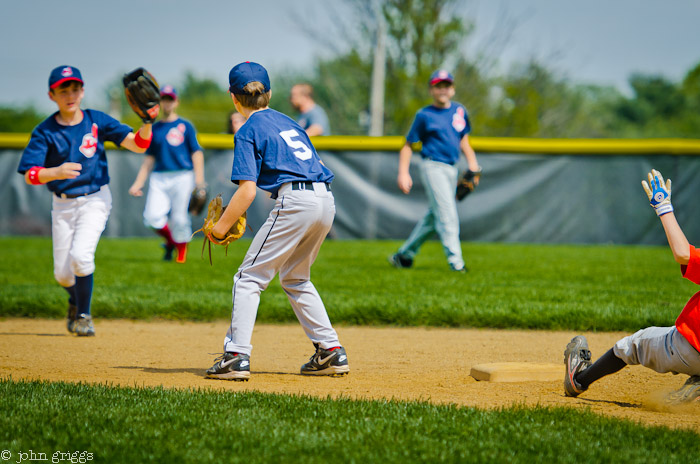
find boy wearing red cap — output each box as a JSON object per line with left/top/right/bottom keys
{"left": 128, "top": 85, "right": 205, "bottom": 263}
{"left": 17, "top": 65, "right": 156, "bottom": 336}
{"left": 390, "top": 69, "right": 480, "bottom": 272}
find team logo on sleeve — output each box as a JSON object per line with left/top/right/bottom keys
{"left": 79, "top": 123, "right": 98, "bottom": 158}
{"left": 165, "top": 123, "right": 186, "bottom": 146}
{"left": 452, "top": 107, "right": 466, "bottom": 132}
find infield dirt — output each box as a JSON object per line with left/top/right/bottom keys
{"left": 2, "top": 318, "right": 698, "bottom": 432}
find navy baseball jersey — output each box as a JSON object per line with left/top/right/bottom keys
{"left": 18, "top": 109, "right": 132, "bottom": 196}
{"left": 406, "top": 103, "right": 471, "bottom": 165}
{"left": 146, "top": 118, "right": 202, "bottom": 172}
{"left": 231, "top": 108, "right": 334, "bottom": 196}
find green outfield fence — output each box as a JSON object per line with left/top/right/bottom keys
{"left": 3, "top": 133, "right": 700, "bottom": 243}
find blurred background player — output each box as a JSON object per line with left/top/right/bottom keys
{"left": 289, "top": 83, "right": 331, "bottom": 136}
{"left": 17, "top": 65, "right": 155, "bottom": 336}
{"left": 564, "top": 169, "right": 700, "bottom": 404}
{"left": 205, "top": 62, "right": 348, "bottom": 381}
{"left": 227, "top": 109, "right": 246, "bottom": 134}
{"left": 390, "top": 69, "right": 480, "bottom": 272}
{"left": 128, "top": 85, "right": 205, "bottom": 263}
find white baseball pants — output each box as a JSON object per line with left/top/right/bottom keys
{"left": 143, "top": 170, "right": 194, "bottom": 243}
{"left": 223, "top": 182, "right": 340, "bottom": 355}
{"left": 51, "top": 186, "right": 112, "bottom": 287}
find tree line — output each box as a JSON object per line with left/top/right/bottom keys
{"left": 2, "top": 0, "right": 699, "bottom": 139}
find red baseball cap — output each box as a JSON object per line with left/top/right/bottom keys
{"left": 49, "top": 66, "right": 83, "bottom": 90}
{"left": 160, "top": 85, "right": 178, "bottom": 98}
{"left": 429, "top": 69, "right": 454, "bottom": 86}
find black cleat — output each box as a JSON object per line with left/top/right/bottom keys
{"left": 162, "top": 243, "right": 175, "bottom": 261}
{"left": 301, "top": 344, "right": 349, "bottom": 376}
{"left": 388, "top": 253, "right": 413, "bottom": 269}
{"left": 206, "top": 352, "right": 251, "bottom": 381}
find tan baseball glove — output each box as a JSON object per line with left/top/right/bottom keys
{"left": 191, "top": 194, "right": 247, "bottom": 264}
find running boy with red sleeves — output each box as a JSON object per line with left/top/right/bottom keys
{"left": 17, "top": 65, "right": 156, "bottom": 336}
{"left": 128, "top": 85, "right": 205, "bottom": 263}
{"left": 564, "top": 169, "right": 700, "bottom": 404}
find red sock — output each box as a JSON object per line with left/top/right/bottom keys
{"left": 175, "top": 242, "right": 187, "bottom": 263}
{"left": 155, "top": 224, "right": 176, "bottom": 247}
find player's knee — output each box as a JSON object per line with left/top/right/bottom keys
{"left": 144, "top": 215, "right": 166, "bottom": 230}
{"left": 170, "top": 222, "right": 192, "bottom": 243}
{"left": 69, "top": 252, "right": 96, "bottom": 277}
{"left": 54, "top": 270, "right": 74, "bottom": 287}
{"left": 280, "top": 277, "right": 310, "bottom": 291}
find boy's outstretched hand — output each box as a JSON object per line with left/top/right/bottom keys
{"left": 642, "top": 169, "right": 673, "bottom": 216}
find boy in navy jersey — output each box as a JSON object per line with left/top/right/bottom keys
{"left": 390, "top": 70, "right": 480, "bottom": 272}
{"left": 206, "top": 62, "right": 348, "bottom": 381}
{"left": 17, "top": 65, "right": 156, "bottom": 336}
{"left": 128, "top": 85, "right": 205, "bottom": 263}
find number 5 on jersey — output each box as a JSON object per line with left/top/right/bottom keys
{"left": 280, "top": 130, "right": 312, "bottom": 161}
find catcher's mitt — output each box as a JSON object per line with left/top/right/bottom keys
{"left": 456, "top": 168, "right": 482, "bottom": 201}
{"left": 188, "top": 184, "right": 208, "bottom": 216}
{"left": 123, "top": 68, "right": 161, "bottom": 124}
{"left": 191, "top": 194, "right": 247, "bottom": 264}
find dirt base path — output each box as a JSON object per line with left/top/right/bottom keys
{"left": 1, "top": 319, "right": 698, "bottom": 432}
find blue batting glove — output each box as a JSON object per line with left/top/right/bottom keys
{"left": 641, "top": 169, "right": 673, "bottom": 216}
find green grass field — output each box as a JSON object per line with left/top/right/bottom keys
{"left": 2, "top": 379, "right": 699, "bottom": 464}
{"left": 0, "top": 237, "right": 694, "bottom": 331}
{"left": 3, "top": 237, "right": 699, "bottom": 461}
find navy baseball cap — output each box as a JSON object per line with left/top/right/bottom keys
{"left": 49, "top": 66, "right": 83, "bottom": 90}
{"left": 160, "top": 85, "right": 178, "bottom": 98}
{"left": 229, "top": 61, "right": 270, "bottom": 94}
{"left": 429, "top": 69, "right": 454, "bottom": 86}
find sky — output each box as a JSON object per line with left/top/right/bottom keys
{"left": 1, "top": 0, "right": 699, "bottom": 113}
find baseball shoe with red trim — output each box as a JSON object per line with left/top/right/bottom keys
{"left": 564, "top": 335, "right": 592, "bottom": 397}
{"left": 301, "top": 343, "right": 349, "bottom": 376}
{"left": 664, "top": 375, "right": 700, "bottom": 405}
{"left": 206, "top": 352, "right": 250, "bottom": 381}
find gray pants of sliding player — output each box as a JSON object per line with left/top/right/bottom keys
{"left": 223, "top": 182, "right": 340, "bottom": 355}
{"left": 614, "top": 326, "right": 700, "bottom": 376}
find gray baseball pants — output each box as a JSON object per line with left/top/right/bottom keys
{"left": 614, "top": 326, "right": 700, "bottom": 376}
{"left": 223, "top": 182, "right": 340, "bottom": 355}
